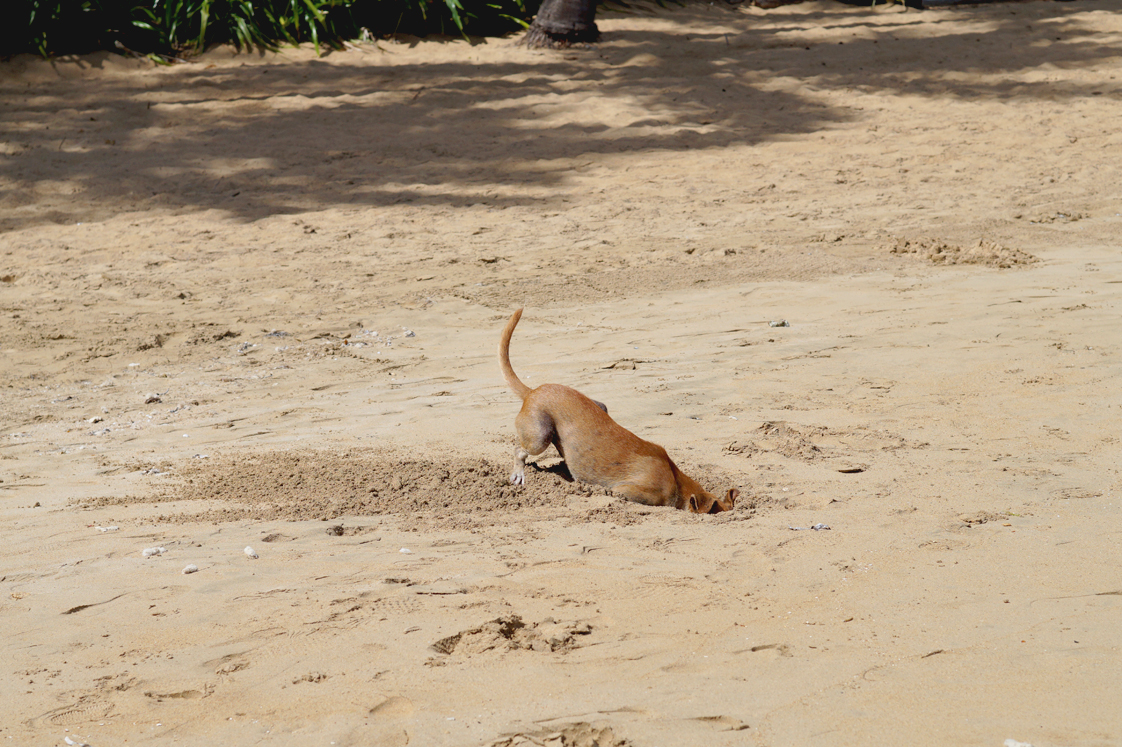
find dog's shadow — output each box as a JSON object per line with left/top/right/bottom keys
{"left": 528, "top": 460, "right": 574, "bottom": 483}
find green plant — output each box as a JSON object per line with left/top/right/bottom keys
{"left": 4, "top": 0, "right": 541, "bottom": 58}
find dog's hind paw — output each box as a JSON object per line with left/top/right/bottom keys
{"left": 510, "top": 470, "right": 525, "bottom": 486}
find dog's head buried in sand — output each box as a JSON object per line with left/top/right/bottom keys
{"left": 499, "top": 308, "right": 738, "bottom": 514}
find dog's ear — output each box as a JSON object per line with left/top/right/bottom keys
{"left": 688, "top": 495, "right": 700, "bottom": 513}
{"left": 726, "top": 488, "right": 739, "bottom": 508}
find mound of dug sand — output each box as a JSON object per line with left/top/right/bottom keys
{"left": 487, "top": 722, "right": 631, "bottom": 747}
{"left": 430, "top": 614, "right": 593, "bottom": 656}
{"left": 83, "top": 449, "right": 758, "bottom": 528}
{"left": 888, "top": 237, "right": 1038, "bottom": 268}
{"left": 86, "top": 450, "right": 596, "bottom": 527}
{"left": 725, "top": 420, "right": 925, "bottom": 462}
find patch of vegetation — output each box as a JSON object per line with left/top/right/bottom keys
{"left": 3, "top": 0, "right": 542, "bottom": 57}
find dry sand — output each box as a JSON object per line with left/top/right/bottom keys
{"left": 2, "top": 1, "right": 1121, "bottom": 744}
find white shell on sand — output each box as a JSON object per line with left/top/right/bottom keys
{"left": 244, "top": 546, "right": 259, "bottom": 559}
{"left": 142, "top": 546, "right": 166, "bottom": 557}
{"left": 182, "top": 564, "right": 199, "bottom": 574}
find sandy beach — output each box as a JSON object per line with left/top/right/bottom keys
{"left": 1, "top": 1, "right": 1121, "bottom": 744}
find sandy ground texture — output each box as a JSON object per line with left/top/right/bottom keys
{"left": 2, "top": 1, "right": 1122, "bottom": 745}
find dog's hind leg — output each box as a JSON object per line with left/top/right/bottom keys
{"left": 511, "top": 407, "right": 556, "bottom": 485}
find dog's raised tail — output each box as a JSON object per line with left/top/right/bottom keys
{"left": 499, "top": 308, "right": 532, "bottom": 402}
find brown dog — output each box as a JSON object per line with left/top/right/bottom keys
{"left": 499, "top": 308, "right": 738, "bottom": 514}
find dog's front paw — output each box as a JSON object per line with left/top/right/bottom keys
{"left": 510, "top": 470, "right": 525, "bottom": 486}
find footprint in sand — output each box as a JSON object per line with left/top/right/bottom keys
{"left": 40, "top": 698, "right": 113, "bottom": 726}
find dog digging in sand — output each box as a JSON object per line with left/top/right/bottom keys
{"left": 499, "top": 308, "right": 738, "bottom": 514}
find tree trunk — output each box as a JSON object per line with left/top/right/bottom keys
{"left": 521, "top": 0, "right": 599, "bottom": 48}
